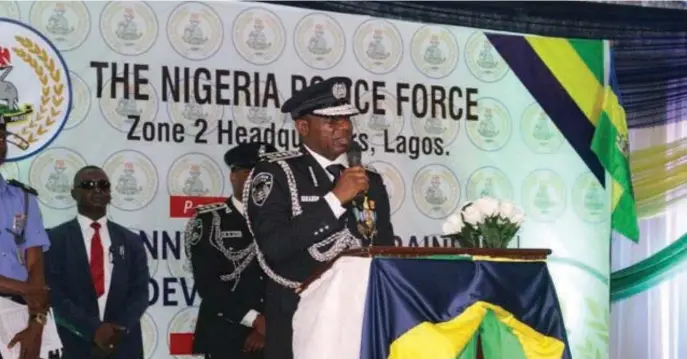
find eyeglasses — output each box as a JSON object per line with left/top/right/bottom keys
{"left": 76, "top": 179, "right": 111, "bottom": 191}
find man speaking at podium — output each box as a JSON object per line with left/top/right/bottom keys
{"left": 244, "top": 77, "right": 395, "bottom": 359}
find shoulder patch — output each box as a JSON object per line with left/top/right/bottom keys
{"left": 251, "top": 172, "right": 274, "bottom": 207}
{"left": 7, "top": 179, "right": 38, "bottom": 196}
{"left": 196, "top": 202, "right": 229, "bottom": 214}
{"left": 261, "top": 150, "right": 302, "bottom": 163}
{"left": 364, "top": 164, "right": 379, "bottom": 174}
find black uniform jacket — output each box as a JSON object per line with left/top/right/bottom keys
{"left": 187, "top": 198, "right": 265, "bottom": 358}
{"left": 245, "top": 146, "right": 395, "bottom": 359}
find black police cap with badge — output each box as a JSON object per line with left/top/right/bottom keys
{"left": 223, "top": 142, "right": 278, "bottom": 170}
{"left": 281, "top": 77, "right": 360, "bottom": 120}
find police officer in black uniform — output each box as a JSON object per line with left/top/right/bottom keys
{"left": 184, "top": 142, "right": 278, "bottom": 359}
{"left": 244, "top": 77, "right": 396, "bottom": 359}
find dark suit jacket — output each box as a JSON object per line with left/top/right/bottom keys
{"left": 246, "top": 147, "right": 395, "bottom": 359}
{"left": 45, "top": 219, "right": 150, "bottom": 359}
{"left": 188, "top": 199, "right": 265, "bottom": 358}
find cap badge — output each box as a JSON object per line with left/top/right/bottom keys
{"left": 258, "top": 144, "right": 266, "bottom": 156}
{"left": 332, "top": 83, "right": 346, "bottom": 100}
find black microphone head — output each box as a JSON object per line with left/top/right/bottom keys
{"left": 347, "top": 141, "right": 363, "bottom": 166}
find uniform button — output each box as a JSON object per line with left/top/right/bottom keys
{"left": 229, "top": 246, "right": 233, "bottom": 250}
{"left": 260, "top": 299, "right": 264, "bottom": 303}
{"left": 218, "top": 313, "right": 223, "bottom": 317}
{"left": 260, "top": 276, "right": 264, "bottom": 280}
{"left": 325, "top": 225, "right": 329, "bottom": 230}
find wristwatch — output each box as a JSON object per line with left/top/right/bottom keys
{"left": 30, "top": 313, "right": 47, "bottom": 326}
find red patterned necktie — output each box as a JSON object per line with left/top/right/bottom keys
{"left": 90, "top": 222, "right": 105, "bottom": 298}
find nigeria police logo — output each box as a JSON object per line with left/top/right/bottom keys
{"left": 251, "top": 172, "right": 273, "bottom": 207}
{"left": 410, "top": 94, "right": 461, "bottom": 146}
{"left": 167, "top": 2, "right": 223, "bottom": 61}
{"left": 466, "top": 166, "right": 513, "bottom": 202}
{"left": 232, "top": 80, "right": 286, "bottom": 130}
{"left": 294, "top": 13, "right": 345, "bottom": 70}
{"left": 353, "top": 89, "right": 403, "bottom": 146}
{"left": 412, "top": 164, "right": 461, "bottom": 219}
{"left": 353, "top": 19, "right": 403, "bottom": 75}
{"left": 128, "top": 227, "right": 159, "bottom": 277}
{"left": 102, "top": 150, "right": 158, "bottom": 212}
{"left": 522, "top": 169, "right": 567, "bottom": 222}
{"left": 233, "top": 7, "right": 286, "bottom": 66}
{"left": 140, "top": 312, "right": 159, "bottom": 359}
{"left": 167, "top": 153, "right": 224, "bottom": 197}
{"left": 0, "top": 19, "right": 73, "bottom": 162}
{"left": 572, "top": 172, "right": 608, "bottom": 224}
{"left": 167, "top": 307, "right": 200, "bottom": 359}
{"left": 521, "top": 102, "right": 564, "bottom": 154}
{"left": 0, "top": 2, "right": 20, "bottom": 19}
{"left": 166, "top": 78, "right": 222, "bottom": 137}
{"left": 367, "top": 161, "right": 405, "bottom": 215}
{"left": 64, "top": 71, "right": 90, "bottom": 130}
{"left": 0, "top": 161, "right": 19, "bottom": 181}
{"left": 166, "top": 247, "right": 194, "bottom": 285}
{"left": 99, "top": 72, "right": 159, "bottom": 134}
{"left": 100, "top": 1, "right": 158, "bottom": 56}
{"left": 29, "top": 1, "right": 90, "bottom": 52}
{"left": 28, "top": 147, "right": 87, "bottom": 209}
{"left": 410, "top": 25, "right": 459, "bottom": 79}
{"left": 465, "top": 31, "right": 509, "bottom": 83}
{"left": 466, "top": 97, "right": 511, "bottom": 152}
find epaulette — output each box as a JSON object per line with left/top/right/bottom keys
{"left": 364, "top": 164, "right": 379, "bottom": 174}
{"left": 7, "top": 179, "right": 38, "bottom": 196}
{"left": 195, "top": 202, "right": 229, "bottom": 214}
{"left": 261, "top": 150, "right": 302, "bottom": 163}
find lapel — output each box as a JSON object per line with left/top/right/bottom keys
{"left": 298, "top": 146, "right": 335, "bottom": 192}
{"left": 67, "top": 219, "right": 99, "bottom": 301}
{"left": 105, "top": 222, "right": 125, "bottom": 315}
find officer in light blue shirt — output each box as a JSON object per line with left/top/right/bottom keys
{"left": 0, "top": 114, "right": 52, "bottom": 359}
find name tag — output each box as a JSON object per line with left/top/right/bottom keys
{"left": 221, "top": 231, "right": 242, "bottom": 239}
{"left": 300, "top": 195, "right": 320, "bottom": 202}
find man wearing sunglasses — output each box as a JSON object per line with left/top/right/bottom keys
{"left": 185, "top": 142, "right": 277, "bottom": 359}
{"left": 0, "top": 115, "right": 52, "bottom": 359}
{"left": 44, "top": 165, "right": 150, "bottom": 359}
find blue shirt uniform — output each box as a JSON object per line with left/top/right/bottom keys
{"left": 0, "top": 175, "right": 50, "bottom": 281}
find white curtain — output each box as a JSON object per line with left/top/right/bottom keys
{"left": 610, "top": 114, "right": 687, "bottom": 359}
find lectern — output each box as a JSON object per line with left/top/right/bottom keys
{"left": 292, "top": 247, "right": 571, "bottom": 359}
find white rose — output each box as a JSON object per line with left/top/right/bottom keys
{"left": 442, "top": 214, "right": 465, "bottom": 235}
{"left": 462, "top": 205, "right": 484, "bottom": 226}
{"left": 511, "top": 209, "right": 526, "bottom": 226}
{"left": 499, "top": 202, "right": 515, "bottom": 219}
{"left": 475, "top": 197, "right": 500, "bottom": 218}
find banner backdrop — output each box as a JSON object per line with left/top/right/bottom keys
{"left": 0, "top": 1, "right": 610, "bottom": 358}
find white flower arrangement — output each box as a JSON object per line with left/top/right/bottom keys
{"left": 442, "top": 197, "right": 526, "bottom": 248}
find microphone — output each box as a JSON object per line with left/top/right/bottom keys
{"left": 346, "top": 141, "right": 363, "bottom": 168}
{"left": 346, "top": 141, "right": 365, "bottom": 202}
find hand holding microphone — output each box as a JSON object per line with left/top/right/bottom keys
{"left": 332, "top": 142, "right": 368, "bottom": 204}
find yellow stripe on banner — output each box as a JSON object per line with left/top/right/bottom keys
{"left": 388, "top": 301, "right": 565, "bottom": 359}
{"left": 526, "top": 37, "right": 604, "bottom": 126}
{"left": 471, "top": 256, "right": 545, "bottom": 263}
{"left": 612, "top": 179, "right": 624, "bottom": 212}
{"left": 602, "top": 87, "right": 629, "bottom": 136}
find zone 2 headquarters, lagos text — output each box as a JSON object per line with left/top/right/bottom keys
{"left": 126, "top": 116, "right": 452, "bottom": 160}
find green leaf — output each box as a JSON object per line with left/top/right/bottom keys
{"left": 586, "top": 297, "right": 602, "bottom": 318}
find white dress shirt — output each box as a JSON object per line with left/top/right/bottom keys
{"left": 303, "top": 145, "right": 348, "bottom": 219}
{"left": 77, "top": 214, "right": 112, "bottom": 321}
{"left": 231, "top": 196, "right": 260, "bottom": 328}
